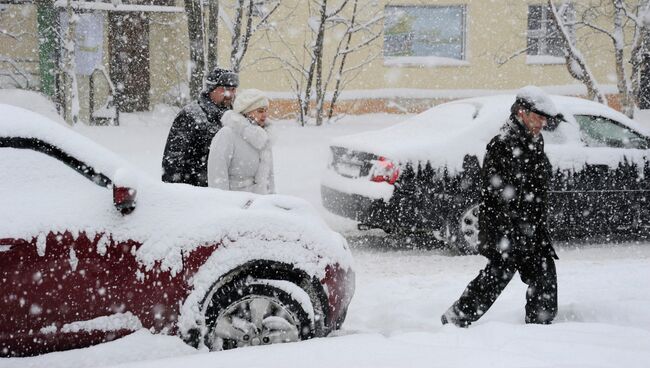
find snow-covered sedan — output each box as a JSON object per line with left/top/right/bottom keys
{"left": 321, "top": 95, "right": 650, "bottom": 253}
{"left": 0, "top": 105, "right": 354, "bottom": 357}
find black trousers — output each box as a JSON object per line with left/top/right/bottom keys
{"left": 452, "top": 253, "right": 558, "bottom": 324}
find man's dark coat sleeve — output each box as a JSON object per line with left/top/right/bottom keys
{"left": 162, "top": 111, "right": 195, "bottom": 183}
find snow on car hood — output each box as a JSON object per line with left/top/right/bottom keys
{"left": 126, "top": 184, "right": 352, "bottom": 277}
{"left": 331, "top": 95, "right": 650, "bottom": 172}
{"left": 0, "top": 104, "right": 352, "bottom": 279}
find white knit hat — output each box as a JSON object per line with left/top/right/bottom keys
{"left": 233, "top": 89, "right": 269, "bottom": 115}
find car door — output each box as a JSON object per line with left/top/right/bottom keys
{"left": 0, "top": 140, "right": 120, "bottom": 354}
{"left": 565, "top": 115, "right": 650, "bottom": 235}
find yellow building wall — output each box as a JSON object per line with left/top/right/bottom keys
{"left": 0, "top": 0, "right": 637, "bottom": 121}
{"left": 149, "top": 11, "right": 189, "bottom": 106}
{"left": 233, "top": 0, "right": 619, "bottom": 92}
{"left": 0, "top": 5, "right": 40, "bottom": 90}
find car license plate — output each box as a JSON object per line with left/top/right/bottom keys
{"left": 336, "top": 162, "right": 361, "bottom": 178}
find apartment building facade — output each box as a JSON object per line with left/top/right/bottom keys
{"left": 0, "top": 0, "right": 643, "bottom": 122}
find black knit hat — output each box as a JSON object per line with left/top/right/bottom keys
{"left": 204, "top": 68, "right": 239, "bottom": 92}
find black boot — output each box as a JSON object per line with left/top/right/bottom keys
{"left": 441, "top": 305, "right": 471, "bottom": 328}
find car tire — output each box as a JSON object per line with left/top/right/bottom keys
{"left": 451, "top": 203, "right": 480, "bottom": 255}
{"left": 204, "top": 279, "right": 315, "bottom": 351}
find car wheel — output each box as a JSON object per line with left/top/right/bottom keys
{"left": 205, "top": 279, "right": 314, "bottom": 351}
{"left": 453, "top": 203, "right": 480, "bottom": 254}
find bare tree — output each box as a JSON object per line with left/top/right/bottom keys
{"left": 625, "top": 1, "right": 650, "bottom": 111}
{"left": 309, "top": 0, "right": 329, "bottom": 126}
{"left": 0, "top": 10, "right": 37, "bottom": 91}
{"left": 327, "top": 0, "right": 383, "bottom": 120}
{"left": 184, "top": 0, "right": 278, "bottom": 97}
{"left": 207, "top": 0, "right": 220, "bottom": 71}
{"left": 184, "top": 0, "right": 205, "bottom": 100}
{"left": 497, "top": 1, "right": 615, "bottom": 106}
{"left": 0, "top": 56, "right": 33, "bottom": 89}
{"left": 564, "top": 0, "right": 638, "bottom": 114}
{"left": 549, "top": 0, "right": 650, "bottom": 117}
{"left": 611, "top": 0, "right": 634, "bottom": 116}
{"left": 549, "top": 0, "right": 607, "bottom": 104}
{"left": 61, "top": 0, "right": 80, "bottom": 124}
{"left": 261, "top": 0, "right": 382, "bottom": 126}
{"left": 219, "top": 0, "right": 280, "bottom": 72}
{"left": 612, "top": 0, "right": 635, "bottom": 116}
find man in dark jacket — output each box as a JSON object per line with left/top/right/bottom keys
{"left": 441, "top": 86, "right": 561, "bottom": 327}
{"left": 161, "top": 68, "right": 239, "bottom": 186}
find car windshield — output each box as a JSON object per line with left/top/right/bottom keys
{"left": 574, "top": 115, "right": 649, "bottom": 149}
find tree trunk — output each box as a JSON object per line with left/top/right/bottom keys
{"left": 231, "top": 0, "right": 254, "bottom": 73}
{"left": 313, "top": 0, "right": 328, "bottom": 126}
{"left": 62, "top": 0, "right": 79, "bottom": 124}
{"left": 207, "top": 0, "right": 220, "bottom": 71}
{"left": 613, "top": 0, "right": 634, "bottom": 117}
{"left": 631, "top": 2, "right": 650, "bottom": 109}
{"left": 231, "top": 0, "right": 244, "bottom": 72}
{"left": 549, "top": 0, "right": 606, "bottom": 104}
{"left": 184, "top": 0, "right": 205, "bottom": 100}
{"left": 328, "top": 0, "right": 359, "bottom": 120}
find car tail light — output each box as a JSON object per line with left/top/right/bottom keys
{"left": 370, "top": 157, "right": 399, "bottom": 185}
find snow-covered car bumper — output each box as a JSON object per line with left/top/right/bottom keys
{"left": 321, "top": 169, "right": 450, "bottom": 233}
{"left": 320, "top": 168, "right": 395, "bottom": 227}
{"left": 321, "top": 184, "right": 387, "bottom": 225}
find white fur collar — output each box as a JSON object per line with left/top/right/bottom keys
{"left": 222, "top": 110, "right": 269, "bottom": 150}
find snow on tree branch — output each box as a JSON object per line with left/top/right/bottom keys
{"left": 263, "top": 0, "right": 381, "bottom": 125}
{"left": 549, "top": 0, "right": 606, "bottom": 104}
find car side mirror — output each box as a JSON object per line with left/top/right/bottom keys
{"left": 113, "top": 185, "right": 137, "bottom": 215}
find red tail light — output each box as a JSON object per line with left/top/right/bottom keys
{"left": 370, "top": 157, "right": 400, "bottom": 185}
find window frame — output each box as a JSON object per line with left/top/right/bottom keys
{"left": 0, "top": 137, "right": 112, "bottom": 188}
{"left": 383, "top": 4, "right": 468, "bottom": 66}
{"left": 526, "top": 4, "right": 565, "bottom": 61}
{"left": 573, "top": 115, "right": 650, "bottom": 150}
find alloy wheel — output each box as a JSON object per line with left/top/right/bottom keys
{"left": 210, "top": 295, "right": 301, "bottom": 350}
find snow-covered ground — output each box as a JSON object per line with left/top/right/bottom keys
{"left": 2, "top": 94, "right": 650, "bottom": 367}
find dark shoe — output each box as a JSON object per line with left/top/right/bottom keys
{"left": 441, "top": 306, "right": 471, "bottom": 328}
{"left": 525, "top": 317, "right": 552, "bottom": 325}
{"left": 525, "top": 310, "right": 554, "bottom": 324}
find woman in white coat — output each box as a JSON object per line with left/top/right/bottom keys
{"left": 207, "top": 89, "right": 275, "bottom": 194}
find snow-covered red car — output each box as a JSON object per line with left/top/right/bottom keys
{"left": 321, "top": 95, "right": 650, "bottom": 253}
{"left": 0, "top": 104, "right": 354, "bottom": 357}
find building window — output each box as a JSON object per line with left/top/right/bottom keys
{"left": 527, "top": 4, "right": 564, "bottom": 57}
{"left": 384, "top": 5, "right": 466, "bottom": 63}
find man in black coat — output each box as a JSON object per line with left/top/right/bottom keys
{"left": 161, "top": 68, "right": 239, "bottom": 186}
{"left": 441, "top": 86, "right": 561, "bottom": 327}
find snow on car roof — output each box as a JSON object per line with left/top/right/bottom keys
{"left": 0, "top": 89, "right": 67, "bottom": 125}
{"left": 0, "top": 103, "right": 139, "bottom": 182}
{"left": 331, "top": 95, "right": 650, "bottom": 171}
